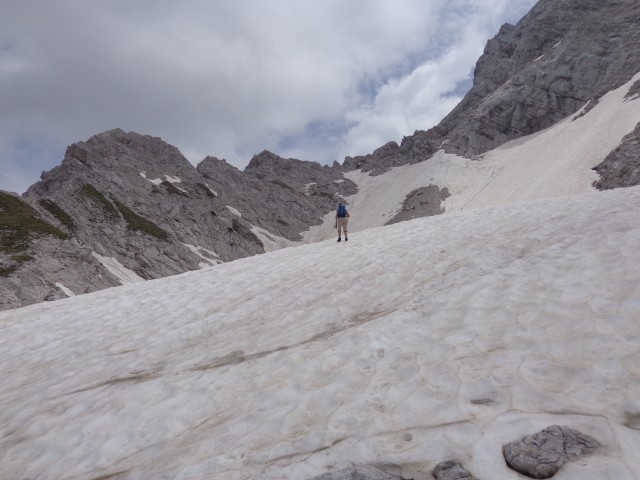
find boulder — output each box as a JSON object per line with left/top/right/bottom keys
{"left": 432, "top": 460, "right": 478, "bottom": 480}
{"left": 309, "top": 465, "right": 396, "bottom": 480}
{"left": 503, "top": 425, "right": 599, "bottom": 478}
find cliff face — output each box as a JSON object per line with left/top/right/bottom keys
{"left": 440, "top": 0, "right": 640, "bottom": 157}
{"left": 344, "top": 0, "right": 640, "bottom": 173}
{"left": 199, "top": 151, "right": 357, "bottom": 243}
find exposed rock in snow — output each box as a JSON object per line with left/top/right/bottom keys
{"left": 503, "top": 425, "right": 600, "bottom": 479}
{"left": 432, "top": 460, "right": 478, "bottom": 480}
{"left": 385, "top": 185, "right": 450, "bottom": 225}
{"left": 593, "top": 121, "right": 640, "bottom": 190}
{"left": 309, "top": 466, "right": 396, "bottom": 480}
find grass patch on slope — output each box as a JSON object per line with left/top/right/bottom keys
{"left": 0, "top": 192, "right": 67, "bottom": 275}
{"left": 38, "top": 199, "right": 76, "bottom": 231}
{"left": 271, "top": 179, "right": 296, "bottom": 193}
{"left": 79, "top": 184, "right": 120, "bottom": 220}
{"left": 113, "top": 201, "right": 170, "bottom": 241}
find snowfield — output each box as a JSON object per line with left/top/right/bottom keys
{"left": 1, "top": 185, "right": 639, "bottom": 479}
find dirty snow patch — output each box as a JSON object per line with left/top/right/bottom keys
{"left": 91, "top": 252, "right": 146, "bottom": 285}
{"left": 205, "top": 183, "right": 218, "bottom": 197}
{"left": 181, "top": 243, "right": 222, "bottom": 267}
{"left": 226, "top": 206, "right": 242, "bottom": 217}
{"left": 140, "top": 172, "right": 162, "bottom": 186}
{"left": 303, "top": 182, "right": 316, "bottom": 196}
{"left": 163, "top": 175, "right": 182, "bottom": 184}
{"left": 250, "top": 225, "right": 300, "bottom": 252}
{"left": 55, "top": 283, "right": 75, "bottom": 297}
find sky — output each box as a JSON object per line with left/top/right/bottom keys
{"left": 0, "top": 0, "right": 537, "bottom": 193}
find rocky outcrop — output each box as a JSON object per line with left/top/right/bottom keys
{"left": 306, "top": 424, "right": 600, "bottom": 480}
{"left": 432, "top": 460, "right": 478, "bottom": 480}
{"left": 592, "top": 121, "right": 640, "bottom": 189}
{"left": 503, "top": 425, "right": 600, "bottom": 478}
{"left": 344, "top": 0, "right": 640, "bottom": 174}
{"left": 198, "top": 150, "right": 357, "bottom": 242}
{"left": 385, "top": 186, "right": 450, "bottom": 226}
{"left": 306, "top": 425, "right": 599, "bottom": 480}
{"left": 309, "top": 466, "right": 396, "bottom": 480}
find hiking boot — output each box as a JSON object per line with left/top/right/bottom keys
{"left": 337, "top": 237, "right": 341, "bottom": 242}
{"left": 345, "top": 237, "right": 348, "bottom": 241}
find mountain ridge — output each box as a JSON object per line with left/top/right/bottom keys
{"left": 342, "top": 0, "right": 640, "bottom": 174}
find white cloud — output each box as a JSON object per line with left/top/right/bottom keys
{"left": 0, "top": 0, "right": 537, "bottom": 193}
{"left": 334, "top": 0, "right": 539, "bottom": 160}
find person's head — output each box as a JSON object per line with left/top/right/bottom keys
{"left": 338, "top": 202, "right": 344, "bottom": 207}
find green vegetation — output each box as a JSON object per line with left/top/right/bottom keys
{"left": 0, "top": 192, "right": 67, "bottom": 275}
{"left": 271, "top": 179, "right": 296, "bottom": 192}
{"left": 0, "top": 264, "right": 18, "bottom": 277}
{"left": 79, "top": 184, "right": 119, "bottom": 220}
{"left": 194, "top": 183, "right": 215, "bottom": 198}
{"left": 0, "top": 191, "right": 68, "bottom": 253}
{"left": 77, "top": 184, "right": 169, "bottom": 241}
{"left": 113, "top": 200, "right": 170, "bottom": 241}
{"left": 11, "top": 254, "right": 34, "bottom": 263}
{"left": 38, "top": 199, "right": 76, "bottom": 231}
{"left": 161, "top": 181, "right": 189, "bottom": 197}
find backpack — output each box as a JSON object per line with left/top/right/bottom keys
{"left": 337, "top": 204, "right": 347, "bottom": 217}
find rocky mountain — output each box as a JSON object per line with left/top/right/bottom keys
{"left": 342, "top": 0, "right": 640, "bottom": 175}
{"left": 1, "top": 0, "right": 639, "bottom": 311}
{"left": 0, "top": 130, "right": 356, "bottom": 310}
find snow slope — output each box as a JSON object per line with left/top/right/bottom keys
{"left": 1, "top": 185, "right": 639, "bottom": 479}
{"left": 304, "top": 71, "right": 640, "bottom": 242}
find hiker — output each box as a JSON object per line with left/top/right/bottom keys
{"left": 334, "top": 202, "right": 350, "bottom": 242}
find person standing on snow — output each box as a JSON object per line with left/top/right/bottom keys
{"left": 334, "top": 202, "right": 350, "bottom": 242}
